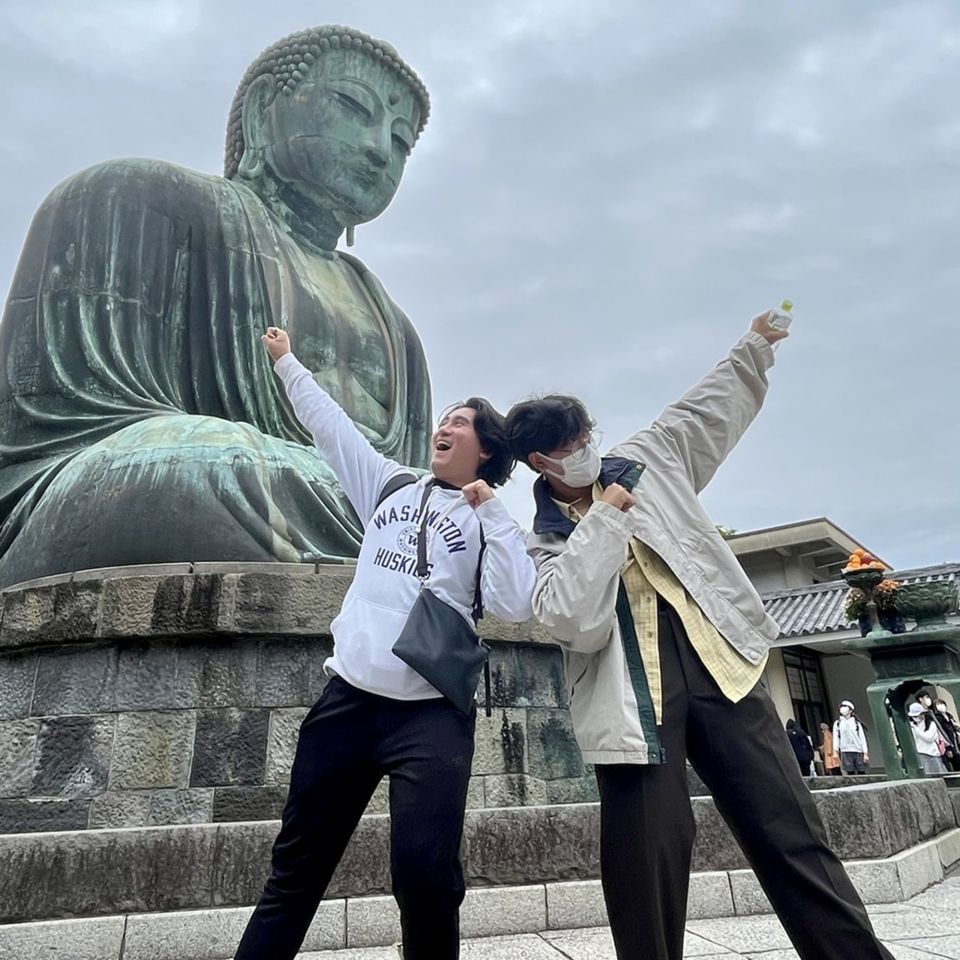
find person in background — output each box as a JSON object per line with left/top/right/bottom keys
{"left": 833, "top": 700, "right": 869, "bottom": 775}
{"left": 934, "top": 698, "right": 960, "bottom": 771}
{"left": 785, "top": 719, "right": 815, "bottom": 776}
{"left": 917, "top": 691, "right": 958, "bottom": 771}
{"left": 907, "top": 702, "right": 948, "bottom": 776}
{"left": 819, "top": 721, "right": 841, "bottom": 776}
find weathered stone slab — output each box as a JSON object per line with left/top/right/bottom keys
{"left": 208, "top": 820, "right": 275, "bottom": 908}
{"left": 0, "top": 915, "right": 124, "bottom": 960}
{"left": 149, "top": 575, "right": 234, "bottom": 636}
{"left": 526, "top": 709, "right": 583, "bottom": 780}
{"left": 0, "top": 651, "right": 36, "bottom": 719}
{"left": 110, "top": 711, "right": 195, "bottom": 790}
{"left": 462, "top": 884, "right": 548, "bottom": 938}
{"left": 0, "top": 579, "right": 101, "bottom": 649}
{"left": 212, "top": 786, "right": 287, "bottom": 822}
{"left": 31, "top": 715, "right": 115, "bottom": 799}
{"left": 31, "top": 645, "right": 118, "bottom": 715}
{"left": 463, "top": 803, "right": 599, "bottom": 886}
{"left": 120, "top": 900, "right": 346, "bottom": 959}
{"left": 473, "top": 708, "right": 527, "bottom": 776}
{"left": 545, "top": 879, "right": 606, "bottom": 930}
{"left": 114, "top": 641, "right": 180, "bottom": 709}
{"left": 0, "top": 719, "right": 39, "bottom": 798}
{"left": 896, "top": 835, "right": 944, "bottom": 899}
{"left": 484, "top": 774, "right": 547, "bottom": 808}
{"left": 487, "top": 643, "right": 567, "bottom": 708}
{"left": 175, "top": 641, "right": 258, "bottom": 709}
{"left": 1, "top": 782, "right": 955, "bottom": 922}
{"left": 345, "top": 894, "right": 400, "bottom": 948}
{"left": 327, "top": 814, "right": 393, "bottom": 898}
{"left": 545, "top": 773, "right": 599, "bottom": 806}
{"left": 232, "top": 572, "right": 342, "bottom": 634}
{"left": 818, "top": 780, "right": 955, "bottom": 860}
{"left": 148, "top": 788, "right": 214, "bottom": 826}
{"left": 264, "top": 707, "right": 308, "bottom": 784}
{"left": 88, "top": 790, "right": 152, "bottom": 829}
{"left": 255, "top": 638, "right": 314, "bottom": 706}
{"left": 466, "top": 775, "right": 486, "bottom": 809}
{"left": 0, "top": 824, "right": 219, "bottom": 922}
{"left": 99, "top": 576, "right": 189, "bottom": 638}
{"left": 191, "top": 709, "right": 269, "bottom": 787}
{"left": 75, "top": 564, "right": 195, "bottom": 582}
{"left": 0, "top": 798, "right": 90, "bottom": 833}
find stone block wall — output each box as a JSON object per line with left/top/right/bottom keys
{"left": 0, "top": 565, "right": 595, "bottom": 832}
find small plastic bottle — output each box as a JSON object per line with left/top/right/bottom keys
{"left": 769, "top": 299, "right": 793, "bottom": 349}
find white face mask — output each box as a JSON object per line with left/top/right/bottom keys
{"left": 839, "top": 707, "right": 851, "bottom": 717}
{"left": 539, "top": 442, "right": 602, "bottom": 488}
{"left": 937, "top": 704, "right": 948, "bottom": 713}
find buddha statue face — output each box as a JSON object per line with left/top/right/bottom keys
{"left": 240, "top": 47, "right": 422, "bottom": 232}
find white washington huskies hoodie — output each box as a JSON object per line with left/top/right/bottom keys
{"left": 275, "top": 353, "right": 536, "bottom": 700}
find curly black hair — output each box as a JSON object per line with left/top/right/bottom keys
{"left": 439, "top": 399, "right": 515, "bottom": 488}
{"left": 505, "top": 394, "right": 594, "bottom": 469}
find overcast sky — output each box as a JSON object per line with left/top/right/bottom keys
{"left": 1, "top": 0, "right": 957, "bottom": 571}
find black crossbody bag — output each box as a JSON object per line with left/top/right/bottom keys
{"left": 382, "top": 476, "right": 491, "bottom": 716}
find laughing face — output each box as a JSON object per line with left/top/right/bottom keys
{"left": 430, "top": 406, "right": 488, "bottom": 487}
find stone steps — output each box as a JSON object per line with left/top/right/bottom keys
{"left": 2, "top": 827, "right": 960, "bottom": 960}
{"left": 0, "top": 779, "right": 954, "bottom": 924}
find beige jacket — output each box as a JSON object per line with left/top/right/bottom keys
{"left": 527, "top": 332, "right": 781, "bottom": 765}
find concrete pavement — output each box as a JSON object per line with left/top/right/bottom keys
{"left": 290, "top": 874, "right": 960, "bottom": 959}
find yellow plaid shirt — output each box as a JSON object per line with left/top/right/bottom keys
{"left": 558, "top": 492, "right": 766, "bottom": 722}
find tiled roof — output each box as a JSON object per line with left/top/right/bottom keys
{"left": 762, "top": 562, "right": 960, "bottom": 639}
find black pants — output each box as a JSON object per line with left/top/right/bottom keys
{"left": 234, "top": 676, "right": 476, "bottom": 960}
{"left": 595, "top": 600, "right": 893, "bottom": 960}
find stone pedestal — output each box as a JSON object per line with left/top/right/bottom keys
{"left": 0, "top": 564, "right": 587, "bottom": 832}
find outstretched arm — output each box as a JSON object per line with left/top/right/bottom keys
{"left": 264, "top": 328, "right": 404, "bottom": 525}
{"left": 609, "top": 312, "right": 788, "bottom": 494}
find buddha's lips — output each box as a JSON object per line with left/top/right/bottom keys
{"left": 353, "top": 166, "right": 382, "bottom": 187}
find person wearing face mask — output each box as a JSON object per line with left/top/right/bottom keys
{"left": 505, "top": 314, "right": 893, "bottom": 960}
{"left": 921, "top": 693, "right": 959, "bottom": 770}
{"left": 832, "top": 700, "right": 870, "bottom": 775}
{"left": 907, "top": 701, "right": 949, "bottom": 775}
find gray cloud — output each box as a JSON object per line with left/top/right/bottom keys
{"left": 1, "top": 0, "right": 957, "bottom": 567}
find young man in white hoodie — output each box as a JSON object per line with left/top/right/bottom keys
{"left": 506, "top": 312, "right": 893, "bottom": 960}
{"left": 235, "top": 327, "right": 536, "bottom": 960}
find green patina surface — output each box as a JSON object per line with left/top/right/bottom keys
{"left": 0, "top": 26, "right": 432, "bottom": 588}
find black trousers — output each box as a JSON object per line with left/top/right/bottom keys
{"left": 595, "top": 600, "right": 894, "bottom": 960}
{"left": 234, "top": 676, "right": 476, "bottom": 960}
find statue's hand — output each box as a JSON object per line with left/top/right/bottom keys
{"left": 262, "top": 327, "right": 292, "bottom": 362}
{"left": 462, "top": 480, "right": 495, "bottom": 509}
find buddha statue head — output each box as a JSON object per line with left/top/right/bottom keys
{"left": 225, "top": 26, "right": 430, "bottom": 248}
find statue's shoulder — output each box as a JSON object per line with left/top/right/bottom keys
{"left": 44, "top": 158, "right": 235, "bottom": 216}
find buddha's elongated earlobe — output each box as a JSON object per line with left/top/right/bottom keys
{"left": 346, "top": 225, "right": 356, "bottom": 246}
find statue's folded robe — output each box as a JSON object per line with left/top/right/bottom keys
{"left": 0, "top": 158, "right": 430, "bottom": 587}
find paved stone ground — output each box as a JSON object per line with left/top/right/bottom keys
{"left": 287, "top": 875, "right": 960, "bottom": 959}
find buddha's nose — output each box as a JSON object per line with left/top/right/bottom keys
{"left": 361, "top": 124, "right": 391, "bottom": 168}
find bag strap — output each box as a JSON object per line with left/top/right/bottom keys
{"left": 375, "top": 472, "right": 418, "bottom": 510}
{"left": 472, "top": 527, "right": 486, "bottom": 625}
{"left": 415, "top": 482, "right": 434, "bottom": 580}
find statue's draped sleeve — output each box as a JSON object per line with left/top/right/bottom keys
{"left": 0, "top": 158, "right": 431, "bottom": 580}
